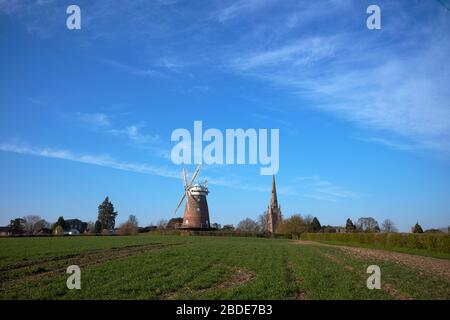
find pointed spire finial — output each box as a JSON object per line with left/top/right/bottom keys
{"left": 270, "top": 174, "right": 278, "bottom": 208}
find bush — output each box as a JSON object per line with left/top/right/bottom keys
{"left": 117, "top": 222, "right": 138, "bottom": 236}
{"left": 300, "top": 232, "right": 450, "bottom": 253}
{"left": 278, "top": 215, "right": 309, "bottom": 237}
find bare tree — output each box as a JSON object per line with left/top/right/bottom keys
{"left": 257, "top": 212, "right": 268, "bottom": 232}
{"left": 86, "top": 221, "right": 96, "bottom": 233}
{"left": 356, "top": 217, "right": 380, "bottom": 232}
{"left": 33, "top": 219, "right": 50, "bottom": 232}
{"left": 22, "top": 215, "right": 42, "bottom": 234}
{"left": 303, "top": 214, "right": 314, "bottom": 225}
{"left": 118, "top": 215, "right": 139, "bottom": 236}
{"left": 157, "top": 219, "right": 168, "bottom": 229}
{"left": 381, "top": 219, "right": 397, "bottom": 233}
{"left": 128, "top": 215, "right": 139, "bottom": 227}
{"left": 237, "top": 218, "right": 259, "bottom": 232}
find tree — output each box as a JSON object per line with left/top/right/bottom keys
{"left": 211, "top": 223, "right": 221, "bottom": 229}
{"left": 311, "top": 217, "right": 321, "bottom": 232}
{"left": 53, "top": 216, "right": 66, "bottom": 231}
{"left": 167, "top": 218, "right": 182, "bottom": 229}
{"left": 222, "top": 224, "right": 234, "bottom": 231}
{"left": 257, "top": 212, "right": 268, "bottom": 232}
{"left": 97, "top": 197, "right": 118, "bottom": 231}
{"left": 303, "top": 215, "right": 314, "bottom": 225}
{"left": 345, "top": 218, "right": 356, "bottom": 233}
{"left": 278, "top": 215, "right": 309, "bottom": 237}
{"left": 94, "top": 220, "right": 102, "bottom": 233}
{"left": 412, "top": 222, "right": 423, "bottom": 234}
{"left": 321, "top": 225, "right": 337, "bottom": 233}
{"left": 34, "top": 219, "right": 50, "bottom": 233}
{"left": 157, "top": 219, "right": 168, "bottom": 229}
{"left": 128, "top": 215, "right": 138, "bottom": 228}
{"left": 236, "top": 218, "right": 259, "bottom": 232}
{"left": 23, "top": 215, "right": 42, "bottom": 234}
{"left": 356, "top": 217, "right": 380, "bottom": 232}
{"left": 86, "top": 221, "right": 96, "bottom": 233}
{"left": 8, "top": 218, "right": 25, "bottom": 235}
{"left": 117, "top": 223, "right": 138, "bottom": 236}
{"left": 118, "top": 215, "right": 139, "bottom": 236}
{"left": 381, "top": 219, "right": 397, "bottom": 233}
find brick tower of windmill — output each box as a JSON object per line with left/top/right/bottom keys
{"left": 174, "top": 164, "right": 211, "bottom": 229}
{"left": 267, "top": 174, "right": 282, "bottom": 233}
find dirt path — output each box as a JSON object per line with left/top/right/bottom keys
{"left": 296, "top": 240, "right": 450, "bottom": 282}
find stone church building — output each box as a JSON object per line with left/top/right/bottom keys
{"left": 267, "top": 175, "right": 282, "bottom": 233}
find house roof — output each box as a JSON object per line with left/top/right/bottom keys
{"left": 65, "top": 219, "right": 84, "bottom": 223}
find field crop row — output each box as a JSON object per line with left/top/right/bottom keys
{"left": 0, "top": 235, "right": 449, "bottom": 299}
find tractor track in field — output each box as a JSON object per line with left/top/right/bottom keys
{"left": 281, "top": 249, "right": 307, "bottom": 300}
{"left": 316, "top": 251, "right": 412, "bottom": 300}
{"left": 286, "top": 261, "right": 307, "bottom": 300}
{"left": 0, "top": 244, "right": 164, "bottom": 273}
{"left": 296, "top": 240, "right": 450, "bottom": 282}
{"left": 0, "top": 242, "right": 182, "bottom": 291}
{"left": 163, "top": 266, "right": 255, "bottom": 300}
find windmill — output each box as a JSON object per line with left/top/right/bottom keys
{"left": 174, "top": 164, "right": 211, "bottom": 229}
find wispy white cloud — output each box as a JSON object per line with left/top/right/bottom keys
{"left": 358, "top": 137, "right": 415, "bottom": 152}
{"left": 228, "top": 7, "right": 450, "bottom": 156}
{"left": 75, "top": 112, "right": 111, "bottom": 127}
{"left": 4, "top": 0, "right": 449, "bottom": 160}
{"left": 0, "top": 0, "right": 27, "bottom": 14}
{"left": 107, "top": 125, "right": 160, "bottom": 145}
{"left": 231, "top": 37, "right": 337, "bottom": 71}
{"left": 0, "top": 142, "right": 180, "bottom": 179}
{"left": 296, "top": 176, "right": 359, "bottom": 202}
{"left": 27, "top": 97, "right": 47, "bottom": 106}
{"left": 156, "top": 58, "right": 182, "bottom": 72}
{"left": 103, "top": 59, "right": 163, "bottom": 78}
{"left": 0, "top": 0, "right": 58, "bottom": 37}
{"left": 216, "top": 0, "right": 274, "bottom": 23}
{"left": 251, "top": 112, "right": 298, "bottom": 135}
{"left": 0, "top": 142, "right": 283, "bottom": 194}
{"left": 72, "top": 112, "right": 161, "bottom": 148}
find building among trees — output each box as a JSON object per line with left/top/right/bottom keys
{"left": 267, "top": 175, "right": 282, "bottom": 233}
{"left": 64, "top": 219, "right": 88, "bottom": 234}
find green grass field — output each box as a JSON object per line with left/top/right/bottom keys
{"left": 0, "top": 235, "right": 449, "bottom": 300}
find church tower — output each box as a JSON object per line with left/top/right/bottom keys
{"left": 267, "top": 174, "right": 282, "bottom": 233}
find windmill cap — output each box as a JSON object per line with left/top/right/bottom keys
{"left": 189, "top": 184, "right": 209, "bottom": 193}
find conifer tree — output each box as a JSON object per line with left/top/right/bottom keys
{"left": 97, "top": 197, "right": 118, "bottom": 230}
{"left": 345, "top": 218, "right": 356, "bottom": 232}
{"left": 412, "top": 222, "right": 424, "bottom": 234}
{"left": 311, "top": 217, "right": 321, "bottom": 232}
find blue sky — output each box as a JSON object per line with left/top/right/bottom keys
{"left": 0, "top": 0, "right": 449, "bottom": 232}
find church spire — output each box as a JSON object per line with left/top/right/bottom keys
{"left": 267, "top": 174, "right": 282, "bottom": 233}
{"left": 270, "top": 174, "right": 278, "bottom": 208}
